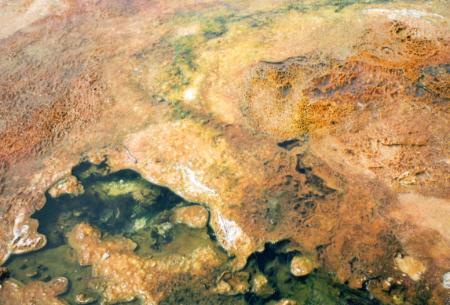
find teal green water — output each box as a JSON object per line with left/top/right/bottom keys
{"left": 6, "top": 244, "right": 97, "bottom": 304}
{"left": 6, "top": 162, "right": 382, "bottom": 305}
{"left": 6, "top": 162, "right": 195, "bottom": 305}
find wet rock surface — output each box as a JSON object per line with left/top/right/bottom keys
{"left": 48, "top": 175, "right": 84, "bottom": 198}
{"left": 290, "top": 255, "right": 317, "bottom": 277}
{"left": 0, "top": 1, "right": 449, "bottom": 304}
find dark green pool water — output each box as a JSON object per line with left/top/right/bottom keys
{"left": 6, "top": 162, "right": 382, "bottom": 305}
{"left": 244, "top": 243, "right": 382, "bottom": 305}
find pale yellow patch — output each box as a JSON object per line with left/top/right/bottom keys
{"left": 184, "top": 87, "right": 198, "bottom": 102}
{"left": 395, "top": 255, "right": 426, "bottom": 281}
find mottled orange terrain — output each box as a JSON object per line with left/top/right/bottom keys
{"left": 66, "top": 223, "right": 225, "bottom": 304}
{"left": 0, "top": 0, "right": 449, "bottom": 304}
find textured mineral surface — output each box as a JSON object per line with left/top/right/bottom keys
{"left": 0, "top": 0, "right": 449, "bottom": 304}
{"left": 172, "top": 205, "right": 209, "bottom": 229}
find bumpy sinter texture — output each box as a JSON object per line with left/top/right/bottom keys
{"left": 0, "top": 0, "right": 449, "bottom": 304}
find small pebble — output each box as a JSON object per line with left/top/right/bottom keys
{"left": 25, "top": 270, "right": 39, "bottom": 278}
{"left": 48, "top": 277, "right": 69, "bottom": 295}
{"left": 75, "top": 293, "right": 97, "bottom": 304}
{"left": 382, "top": 277, "right": 393, "bottom": 291}
{"left": 101, "top": 252, "right": 110, "bottom": 261}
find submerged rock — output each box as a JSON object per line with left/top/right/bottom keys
{"left": 214, "top": 271, "right": 250, "bottom": 296}
{"left": 132, "top": 217, "right": 147, "bottom": 231}
{"left": 290, "top": 255, "right": 316, "bottom": 277}
{"left": 214, "top": 279, "right": 233, "bottom": 295}
{"left": 154, "top": 222, "right": 173, "bottom": 238}
{"left": 47, "top": 277, "right": 69, "bottom": 295}
{"left": 25, "top": 269, "right": 39, "bottom": 278}
{"left": 251, "top": 273, "right": 274, "bottom": 298}
{"left": 74, "top": 293, "right": 97, "bottom": 304}
{"left": 172, "top": 205, "right": 209, "bottom": 229}
{"left": 92, "top": 178, "right": 161, "bottom": 205}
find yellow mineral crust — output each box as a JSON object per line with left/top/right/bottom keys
{"left": 67, "top": 223, "right": 225, "bottom": 304}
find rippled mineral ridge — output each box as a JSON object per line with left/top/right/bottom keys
{"left": 0, "top": 0, "right": 449, "bottom": 304}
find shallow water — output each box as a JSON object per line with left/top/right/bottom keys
{"left": 4, "top": 162, "right": 383, "bottom": 304}
{"left": 245, "top": 244, "right": 382, "bottom": 305}
{"left": 6, "top": 245, "right": 97, "bottom": 304}
{"left": 6, "top": 163, "right": 216, "bottom": 304}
